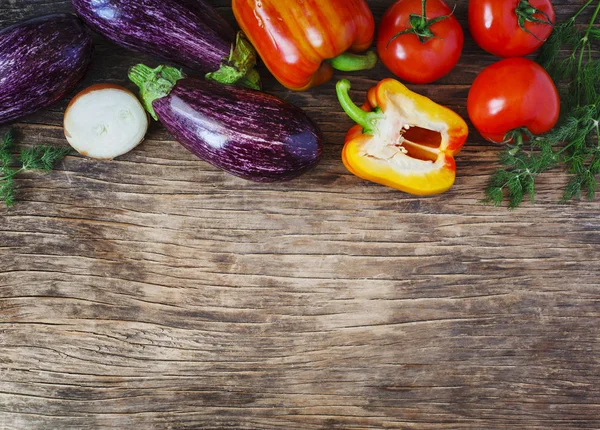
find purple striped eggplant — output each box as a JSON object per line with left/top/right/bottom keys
{"left": 71, "top": 0, "right": 260, "bottom": 89}
{"left": 0, "top": 14, "right": 94, "bottom": 125}
{"left": 129, "top": 64, "right": 323, "bottom": 182}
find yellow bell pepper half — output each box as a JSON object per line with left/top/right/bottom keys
{"left": 336, "top": 78, "right": 468, "bottom": 196}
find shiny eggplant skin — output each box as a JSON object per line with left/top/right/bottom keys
{"left": 71, "top": 0, "right": 234, "bottom": 74}
{"left": 154, "top": 78, "right": 323, "bottom": 182}
{"left": 0, "top": 14, "right": 94, "bottom": 125}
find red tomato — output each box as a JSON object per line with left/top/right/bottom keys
{"left": 467, "top": 58, "right": 560, "bottom": 143}
{"left": 469, "top": 0, "right": 555, "bottom": 58}
{"left": 377, "top": 0, "right": 464, "bottom": 84}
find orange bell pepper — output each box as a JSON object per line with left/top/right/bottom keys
{"left": 232, "top": 0, "right": 377, "bottom": 91}
{"left": 336, "top": 79, "right": 468, "bottom": 195}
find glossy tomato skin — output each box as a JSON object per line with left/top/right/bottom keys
{"left": 377, "top": 0, "right": 464, "bottom": 84}
{"left": 469, "top": 0, "right": 555, "bottom": 58}
{"left": 467, "top": 58, "right": 559, "bottom": 142}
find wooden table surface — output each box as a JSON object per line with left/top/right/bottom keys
{"left": 2, "top": 1, "right": 600, "bottom": 429}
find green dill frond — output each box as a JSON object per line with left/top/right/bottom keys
{"left": 564, "top": 168, "right": 597, "bottom": 202}
{"left": 589, "top": 28, "right": 600, "bottom": 40}
{"left": 0, "top": 129, "right": 15, "bottom": 170}
{"left": 563, "top": 176, "right": 583, "bottom": 201}
{"left": 484, "top": 145, "right": 546, "bottom": 208}
{"left": 584, "top": 171, "right": 597, "bottom": 200}
{"left": 488, "top": 2, "right": 600, "bottom": 208}
{"left": 0, "top": 151, "right": 13, "bottom": 171}
{"left": 0, "top": 131, "right": 72, "bottom": 208}
{"left": 580, "top": 60, "right": 600, "bottom": 105}
{"left": 1, "top": 129, "right": 14, "bottom": 150}
{"left": 483, "top": 187, "right": 505, "bottom": 207}
{"left": 0, "top": 174, "right": 16, "bottom": 208}
{"left": 20, "top": 146, "right": 72, "bottom": 171}
{"left": 565, "top": 151, "right": 585, "bottom": 174}
{"left": 544, "top": 115, "right": 579, "bottom": 144}
{"left": 505, "top": 176, "right": 523, "bottom": 208}
{"left": 483, "top": 169, "right": 512, "bottom": 207}
{"left": 537, "top": 20, "right": 579, "bottom": 79}
{"left": 589, "top": 152, "right": 600, "bottom": 174}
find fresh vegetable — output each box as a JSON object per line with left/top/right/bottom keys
{"left": 0, "top": 129, "right": 72, "bottom": 207}
{"left": 468, "top": 0, "right": 555, "bottom": 58}
{"left": 129, "top": 64, "right": 323, "bottom": 182}
{"left": 0, "top": 14, "right": 94, "bottom": 125}
{"left": 71, "top": 0, "right": 260, "bottom": 89}
{"left": 377, "top": 0, "right": 464, "bottom": 84}
{"left": 485, "top": 1, "right": 600, "bottom": 207}
{"left": 336, "top": 78, "right": 468, "bottom": 195}
{"left": 232, "top": 0, "right": 377, "bottom": 91}
{"left": 64, "top": 84, "right": 149, "bottom": 160}
{"left": 467, "top": 57, "right": 560, "bottom": 144}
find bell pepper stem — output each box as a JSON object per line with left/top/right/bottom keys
{"left": 129, "top": 64, "right": 185, "bottom": 121}
{"left": 328, "top": 51, "right": 378, "bottom": 72}
{"left": 336, "top": 79, "right": 384, "bottom": 135}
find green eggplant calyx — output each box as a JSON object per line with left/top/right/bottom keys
{"left": 207, "top": 32, "right": 261, "bottom": 90}
{"left": 128, "top": 64, "right": 185, "bottom": 121}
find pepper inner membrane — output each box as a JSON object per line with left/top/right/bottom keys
{"left": 359, "top": 93, "right": 449, "bottom": 173}
{"left": 398, "top": 126, "right": 442, "bottom": 162}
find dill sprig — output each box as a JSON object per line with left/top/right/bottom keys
{"left": 485, "top": 0, "right": 600, "bottom": 208}
{"left": 0, "top": 129, "right": 72, "bottom": 208}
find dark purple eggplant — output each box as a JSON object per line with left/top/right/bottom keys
{"left": 71, "top": 0, "right": 260, "bottom": 89}
{"left": 129, "top": 64, "right": 323, "bottom": 182}
{"left": 0, "top": 14, "right": 94, "bottom": 125}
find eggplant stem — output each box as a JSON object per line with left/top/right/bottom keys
{"left": 328, "top": 51, "right": 378, "bottom": 72}
{"left": 128, "top": 64, "right": 184, "bottom": 120}
{"left": 206, "top": 32, "right": 261, "bottom": 90}
{"left": 336, "top": 79, "right": 384, "bottom": 135}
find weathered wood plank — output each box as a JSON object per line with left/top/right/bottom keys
{"left": 2, "top": 0, "right": 600, "bottom": 429}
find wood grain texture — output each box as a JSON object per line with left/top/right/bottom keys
{"left": 1, "top": 1, "right": 600, "bottom": 429}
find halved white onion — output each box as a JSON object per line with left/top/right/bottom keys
{"left": 64, "top": 84, "right": 148, "bottom": 159}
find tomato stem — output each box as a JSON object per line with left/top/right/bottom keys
{"left": 336, "top": 79, "right": 384, "bottom": 135}
{"left": 504, "top": 128, "right": 534, "bottom": 149}
{"left": 386, "top": 0, "right": 454, "bottom": 46}
{"left": 515, "top": 0, "right": 554, "bottom": 41}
